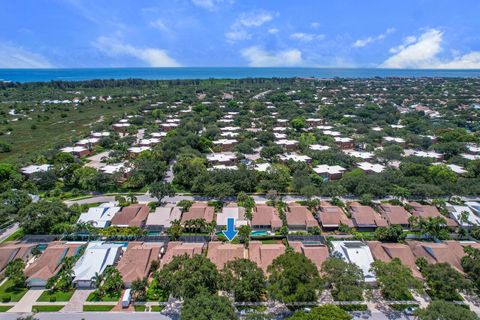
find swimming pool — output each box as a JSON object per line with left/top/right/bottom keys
{"left": 251, "top": 230, "right": 269, "bottom": 236}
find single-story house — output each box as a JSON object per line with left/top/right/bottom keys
{"left": 285, "top": 203, "right": 319, "bottom": 230}
{"left": 408, "top": 202, "right": 458, "bottom": 228}
{"left": 348, "top": 202, "right": 388, "bottom": 230}
{"left": 160, "top": 242, "right": 205, "bottom": 268}
{"left": 289, "top": 241, "right": 329, "bottom": 271}
{"left": 216, "top": 203, "right": 249, "bottom": 230}
{"left": 111, "top": 204, "right": 150, "bottom": 228}
{"left": 407, "top": 240, "right": 466, "bottom": 274}
{"left": 251, "top": 205, "right": 282, "bottom": 231}
{"left": 0, "top": 242, "right": 36, "bottom": 275}
{"left": 330, "top": 241, "right": 376, "bottom": 283}
{"left": 181, "top": 203, "right": 215, "bottom": 225}
{"left": 207, "top": 242, "right": 245, "bottom": 270}
{"left": 316, "top": 202, "right": 353, "bottom": 230}
{"left": 248, "top": 241, "right": 285, "bottom": 273}
{"left": 368, "top": 241, "right": 422, "bottom": 279}
{"left": 146, "top": 205, "right": 182, "bottom": 231}
{"left": 117, "top": 242, "right": 164, "bottom": 287}
{"left": 377, "top": 204, "right": 411, "bottom": 227}
{"left": 77, "top": 202, "right": 121, "bottom": 228}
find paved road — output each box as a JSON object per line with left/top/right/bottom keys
{"left": 0, "top": 223, "right": 19, "bottom": 242}
{"left": 0, "top": 312, "right": 173, "bottom": 320}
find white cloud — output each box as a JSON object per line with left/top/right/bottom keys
{"left": 225, "top": 30, "right": 251, "bottom": 42}
{"left": 290, "top": 32, "right": 325, "bottom": 42}
{"left": 353, "top": 28, "right": 395, "bottom": 48}
{"left": 268, "top": 28, "right": 279, "bottom": 34}
{"left": 94, "top": 37, "right": 180, "bottom": 67}
{"left": 0, "top": 43, "right": 53, "bottom": 68}
{"left": 241, "top": 46, "right": 303, "bottom": 67}
{"left": 191, "top": 0, "right": 232, "bottom": 11}
{"left": 381, "top": 28, "right": 480, "bottom": 69}
{"left": 237, "top": 11, "right": 274, "bottom": 27}
{"left": 311, "top": 22, "right": 320, "bottom": 29}
{"left": 149, "top": 19, "right": 170, "bottom": 33}
{"left": 225, "top": 10, "right": 275, "bottom": 43}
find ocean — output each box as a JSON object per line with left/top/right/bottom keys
{"left": 0, "top": 67, "right": 479, "bottom": 83}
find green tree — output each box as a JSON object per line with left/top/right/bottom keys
{"left": 156, "top": 254, "right": 219, "bottom": 299}
{"left": 221, "top": 259, "right": 265, "bottom": 302}
{"left": 180, "top": 292, "right": 237, "bottom": 320}
{"left": 374, "top": 225, "right": 406, "bottom": 242}
{"left": 460, "top": 246, "right": 480, "bottom": 291}
{"left": 288, "top": 305, "right": 352, "bottom": 320}
{"left": 415, "top": 300, "right": 478, "bottom": 320}
{"left": 322, "top": 257, "right": 364, "bottom": 301}
{"left": 17, "top": 199, "right": 72, "bottom": 234}
{"left": 5, "top": 259, "right": 26, "bottom": 288}
{"left": 131, "top": 277, "right": 148, "bottom": 302}
{"left": 238, "top": 225, "right": 252, "bottom": 246}
{"left": 371, "top": 258, "right": 422, "bottom": 301}
{"left": 267, "top": 251, "right": 321, "bottom": 303}
{"left": 149, "top": 181, "right": 175, "bottom": 204}
{"left": 291, "top": 117, "right": 306, "bottom": 131}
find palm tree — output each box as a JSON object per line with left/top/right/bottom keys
{"left": 127, "top": 192, "right": 137, "bottom": 204}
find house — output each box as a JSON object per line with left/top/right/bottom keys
{"left": 0, "top": 242, "right": 36, "bottom": 275}
{"left": 99, "top": 163, "right": 133, "bottom": 180}
{"left": 344, "top": 150, "right": 374, "bottom": 160}
{"left": 334, "top": 137, "right": 354, "bottom": 149}
{"left": 309, "top": 144, "right": 330, "bottom": 152}
{"left": 128, "top": 146, "right": 151, "bottom": 157}
{"left": 285, "top": 203, "right": 318, "bottom": 230}
{"left": 160, "top": 123, "right": 179, "bottom": 132}
{"left": 407, "top": 240, "right": 466, "bottom": 274}
{"left": 404, "top": 149, "right": 443, "bottom": 161}
{"left": 25, "top": 242, "right": 84, "bottom": 287}
{"left": 76, "top": 138, "right": 100, "bottom": 148}
{"left": 289, "top": 241, "right": 329, "bottom": 271}
{"left": 248, "top": 241, "right": 285, "bottom": 273}
{"left": 139, "top": 138, "right": 161, "bottom": 147}
{"left": 408, "top": 202, "right": 458, "bottom": 228}
{"left": 216, "top": 204, "right": 249, "bottom": 230}
{"left": 60, "top": 146, "right": 90, "bottom": 157}
{"left": 383, "top": 136, "right": 406, "bottom": 145}
{"left": 72, "top": 242, "right": 123, "bottom": 288}
{"left": 466, "top": 201, "right": 480, "bottom": 216}
{"left": 330, "top": 241, "right": 376, "bottom": 283}
{"left": 113, "top": 123, "right": 131, "bottom": 133}
{"left": 212, "top": 139, "right": 238, "bottom": 152}
{"left": 348, "top": 202, "right": 388, "bottom": 230}
{"left": 317, "top": 202, "right": 353, "bottom": 230}
{"left": 251, "top": 205, "right": 282, "bottom": 231}
{"left": 117, "top": 242, "right": 164, "bottom": 287}
{"left": 356, "top": 162, "right": 385, "bottom": 174}
{"left": 313, "top": 165, "right": 346, "bottom": 181}
{"left": 377, "top": 204, "right": 411, "bottom": 227}
{"left": 77, "top": 202, "right": 121, "bottom": 228}
{"left": 446, "top": 204, "right": 480, "bottom": 228}
{"left": 160, "top": 242, "right": 205, "bottom": 268}
{"left": 278, "top": 153, "right": 312, "bottom": 164}
{"left": 207, "top": 242, "right": 245, "bottom": 269}
{"left": 368, "top": 241, "right": 422, "bottom": 279}
{"left": 146, "top": 205, "right": 182, "bottom": 231}
{"left": 275, "top": 139, "right": 299, "bottom": 151}
{"left": 206, "top": 153, "right": 237, "bottom": 166}
{"left": 111, "top": 204, "right": 150, "bottom": 228}
{"left": 20, "top": 164, "right": 52, "bottom": 176}
{"left": 181, "top": 203, "right": 215, "bottom": 224}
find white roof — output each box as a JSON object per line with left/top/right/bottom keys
{"left": 384, "top": 136, "right": 405, "bottom": 143}
{"left": 60, "top": 146, "right": 88, "bottom": 153}
{"left": 72, "top": 242, "right": 123, "bottom": 283}
{"left": 221, "top": 132, "right": 239, "bottom": 137}
{"left": 405, "top": 149, "right": 443, "bottom": 159}
{"left": 139, "top": 138, "right": 160, "bottom": 146}
{"left": 146, "top": 206, "right": 182, "bottom": 228}
{"left": 467, "top": 145, "right": 480, "bottom": 154}
{"left": 76, "top": 138, "right": 99, "bottom": 145}
{"left": 317, "top": 125, "right": 333, "bottom": 130}
{"left": 334, "top": 137, "right": 353, "bottom": 143}
{"left": 216, "top": 207, "right": 248, "bottom": 227}
{"left": 128, "top": 146, "right": 151, "bottom": 153}
{"left": 446, "top": 204, "right": 480, "bottom": 227}
{"left": 91, "top": 131, "right": 110, "bottom": 138}
{"left": 99, "top": 163, "right": 132, "bottom": 175}
{"left": 310, "top": 144, "right": 330, "bottom": 152}
{"left": 466, "top": 202, "right": 480, "bottom": 215}
{"left": 313, "top": 165, "right": 346, "bottom": 175}
{"left": 324, "top": 130, "right": 341, "bottom": 137}
{"left": 275, "top": 139, "right": 298, "bottom": 146}
{"left": 273, "top": 132, "right": 287, "bottom": 139}
{"left": 209, "top": 165, "right": 238, "bottom": 170}
{"left": 207, "top": 152, "right": 236, "bottom": 163}
{"left": 345, "top": 150, "right": 374, "bottom": 159}
{"left": 151, "top": 132, "right": 167, "bottom": 138}
{"left": 20, "top": 164, "right": 52, "bottom": 175}
{"left": 77, "top": 203, "right": 121, "bottom": 228}
{"left": 220, "top": 126, "right": 240, "bottom": 131}
{"left": 461, "top": 154, "right": 480, "bottom": 161}
{"left": 254, "top": 163, "right": 271, "bottom": 172}
{"left": 113, "top": 123, "right": 130, "bottom": 127}
{"left": 212, "top": 139, "right": 237, "bottom": 145}
{"left": 357, "top": 162, "right": 385, "bottom": 173}
{"left": 331, "top": 241, "right": 376, "bottom": 283}
{"left": 279, "top": 153, "right": 311, "bottom": 162}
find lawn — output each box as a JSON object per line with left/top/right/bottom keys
{"left": 37, "top": 289, "right": 75, "bottom": 302}
{"left": 134, "top": 305, "right": 146, "bottom": 312}
{"left": 1, "top": 229, "right": 24, "bottom": 243}
{"left": 151, "top": 305, "right": 165, "bottom": 312}
{"left": 87, "top": 292, "right": 120, "bottom": 302}
{"left": 0, "top": 306, "right": 12, "bottom": 312}
{"left": 0, "top": 279, "right": 28, "bottom": 302}
{"left": 83, "top": 305, "right": 115, "bottom": 312}
{"left": 32, "top": 305, "right": 64, "bottom": 312}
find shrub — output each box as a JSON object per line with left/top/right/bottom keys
{"left": 2, "top": 294, "right": 11, "bottom": 303}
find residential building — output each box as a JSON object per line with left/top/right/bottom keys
{"left": 251, "top": 205, "right": 282, "bottom": 231}
{"left": 0, "top": 242, "right": 36, "bottom": 275}
{"left": 368, "top": 241, "right": 422, "bottom": 279}
{"left": 331, "top": 241, "right": 376, "bottom": 283}
{"left": 25, "top": 242, "right": 84, "bottom": 287}
{"left": 278, "top": 153, "right": 312, "bottom": 164}
{"left": 72, "top": 242, "right": 123, "bottom": 288}
{"left": 348, "top": 202, "right": 388, "bottom": 230}
{"left": 356, "top": 162, "right": 385, "bottom": 174}
{"left": 377, "top": 204, "right": 411, "bottom": 227}
{"left": 289, "top": 241, "right": 329, "bottom": 271}
{"left": 407, "top": 240, "right": 466, "bottom": 274}
{"left": 317, "top": 202, "right": 353, "bottom": 230}
{"left": 181, "top": 203, "right": 215, "bottom": 224}
{"left": 285, "top": 203, "right": 318, "bottom": 230}
{"left": 111, "top": 204, "right": 150, "bottom": 228}
{"left": 446, "top": 204, "right": 480, "bottom": 228}
{"left": 60, "top": 146, "right": 90, "bottom": 157}
{"left": 216, "top": 204, "right": 249, "bottom": 230}
{"left": 117, "top": 242, "right": 164, "bottom": 287}
{"left": 160, "top": 242, "right": 205, "bottom": 268}
{"left": 146, "top": 205, "right": 182, "bottom": 231}
{"left": 212, "top": 139, "right": 238, "bottom": 152}
{"left": 77, "top": 202, "right": 121, "bottom": 228}
{"left": 313, "top": 164, "right": 346, "bottom": 181}
{"left": 248, "top": 241, "right": 285, "bottom": 273}
{"left": 207, "top": 242, "right": 245, "bottom": 269}
{"left": 408, "top": 202, "right": 458, "bottom": 228}
{"left": 20, "top": 164, "right": 52, "bottom": 176}
{"left": 334, "top": 137, "right": 354, "bottom": 149}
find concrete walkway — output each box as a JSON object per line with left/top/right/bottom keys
{"left": 62, "top": 289, "right": 93, "bottom": 312}
{"left": 0, "top": 223, "right": 20, "bottom": 242}
{"left": 8, "top": 289, "right": 44, "bottom": 313}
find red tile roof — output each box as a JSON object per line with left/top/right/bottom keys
{"left": 160, "top": 242, "right": 204, "bottom": 268}
{"left": 251, "top": 205, "right": 282, "bottom": 229}
{"left": 111, "top": 204, "right": 149, "bottom": 227}
{"left": 285, "top": 203, "right": 318, "bottom": 228}
{"left": 289, "top": 241, "right": 329, "bottom": 271}
{"left": 349, "top": 202, "right": 388, "bottom": 228}
{"left": 207, "top": 242, "right": 245, "bottom": 269}
{"left": 117, "top": 242, "right": 163, "bottom": 284}
{"left": 378, "top": 204, "right": 411, "bottom": 226}
{"left": 408, "top": 202, "right": 457, "bottom": 227}
{"left": 368, "top": 241, "right": 422, "bottom": 279}
{"left": 181, "top": 203, "right": 215, "bottom": 224}
{"left": 317, "top": 202, "right": 353, "bottom": 228}
{"left": 248, "top": 241, "right": 285, "bottom": 272}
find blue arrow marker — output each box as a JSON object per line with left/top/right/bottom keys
{"left": 222, "top": 217, "right": 238, "bottom": 241}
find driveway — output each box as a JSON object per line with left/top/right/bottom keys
{"left": 62, "top": 289, "right": 93, "bottom": 312}
{"left": 8, "top": 289, "right": 44, "bottom": 313}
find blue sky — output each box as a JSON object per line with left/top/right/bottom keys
{"left": 1, "top": 0, "right": 480, "bottom": 68}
